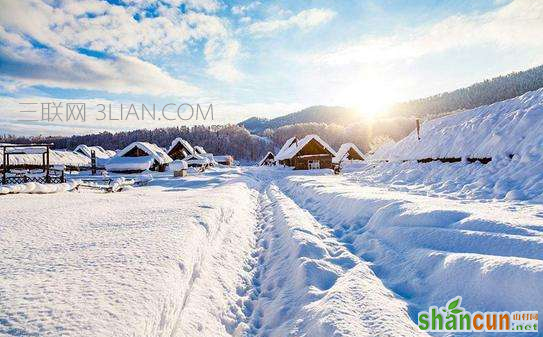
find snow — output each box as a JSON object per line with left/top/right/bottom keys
{"left": 194, "top": 145, "right": 206, "bottom": 154}
{"left": 333, "top": 143, "right": 365, "bottom": 163}
{"left": 105, "top": 155, "right": 155, "bottom": 172}
{"left": 169, "top": 159, "right": 188, "bottom": 171}
{"left": 115, "top": 142, "right": 172, "bottom": 165}
{"left": 277, "top": 173, "right": 543, "bottom": 329}
{"left": 0, "top": 148, "right": 91, "bottom": 167}
{"left": 276, "top": 134, "right": 337, "bottom": 161}
{"left": 74, "top": 145, "right": 116, "bottom": 159}
{"left": 1, "top": 153, "right": 541, "bottom": 335}
{"left": 0, "top": 181, "right": 79, "bottom": 195}
{"left": 373, "top": 88, "right": 543, "bottom": 161}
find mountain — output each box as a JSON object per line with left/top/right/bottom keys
{"left": 239, "top": 106, "right": 358, "bottom": 134}
{"left": 389, "top": 64, "right": 543, "bottom": 119}
{"left": 240, "top": 64, "right": 543, "bottom": 133}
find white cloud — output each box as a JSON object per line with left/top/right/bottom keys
{"left": 311, "top": 0, "right": 543, "bottom": 66}
{"left": 0, "top": 0, "right": 242, "bottom": 93}
{"left": 232, "top": 2, "right": 261, "bottom": 16}
{"left": 247, "top": 8, "right": 336, "bottom": 36}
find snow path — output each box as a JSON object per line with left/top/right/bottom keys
{"left": 243, "top": 183, "right": 427, "bottom": 337}
{"left": 277, "top": 174, "right": 543, "bottom": 323}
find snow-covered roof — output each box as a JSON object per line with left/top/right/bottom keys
{"left": 167, "top": 138, "right": 194, "bottom": 156}
{"left": 169, "top": 159, "right": 188, "bottom": 171}
{"left": 276, "top": 135, "right": 336, "bottom": 160}
{"left": 0, "top": 148, "right": 91, "bottom": 167}
{"left": 258, "top": 152, "right": 275, "bottom": 166}
{"left": 185, "top": 153, "right": 210, "bottom": 165}
{"left": 275, "top": 137, "right": 298, "bottom": 159}
{"left": 115, "top": 142, "right": 172, "bottom": 165}
{"left": 333, "top": 143, "right": 365, "bottom": 163}
{"left": 105, "top": 156, "right": 154, "bottom": 172}
{"left": 74, "top": 145, "right": 116, "bottom": 159}
{"left": 372, "top": 88, "right": 543, "bottom": 161}
{"left": 193, "top": 146, "right": 206, "bottom": 154}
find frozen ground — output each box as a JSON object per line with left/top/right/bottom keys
{"left": 1, "top": 165, "right": 542, "bottom": 337}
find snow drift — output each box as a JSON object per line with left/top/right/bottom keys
{"left": 373, "top": 88, "right": 543, "bottom": 161}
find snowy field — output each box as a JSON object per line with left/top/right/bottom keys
{"left": 1, "top": 165, "right": 542, "bottom": 337}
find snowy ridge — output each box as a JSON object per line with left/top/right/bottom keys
{"left": 373, "top": 87, "right": 543, "bottom": 161}
{"left": 279, "top": 175, "right": 543, "bottom": 322}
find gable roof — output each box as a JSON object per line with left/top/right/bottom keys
{"left": 167, "top": 138, "right": 194, "bottom": 156}
{"left": 334, "top": 143, "right": 365, "bottom": 163}
{"left": 116, "top": 142, "right": 172, "bottom": 164}
{"left": 276, "top": 135, "right": 336, "bottom": 160}
{"left": 276, "top": 137, "right": 297, "bottom": 159}
{"left": 258, "top": 152, "right": 275, "bottom": 166}
{"left": 74, "top": 145, "right": 116, "bottom": 159}
{"left": 193, "top": 146, "right": 206, "bottom": 154}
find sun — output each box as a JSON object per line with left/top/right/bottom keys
{"left": 341, "top": 82, "right": 394, "bottom": 119}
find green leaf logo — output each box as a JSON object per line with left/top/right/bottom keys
{"left": 444, "top": 296, "right": 464, "bottom": 318}
{"left": 448, "top": 298, "right": 460, "bottom": 310}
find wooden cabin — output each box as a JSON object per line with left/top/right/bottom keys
{"left": 167, "top": 138, "right": 195, "bottom": 160}
{"left": 276, "top": 135, "right": 337, "bottom": 170}
{"left": 258, "top": 152, "right": 275, "bottom": 166}
{"left": 106, "top": 142, "right": 172, "bottom": 173}
{"left": 333, "top": 143, "right": 365, "bottom": 163}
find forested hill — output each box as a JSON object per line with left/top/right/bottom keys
{"left": 389, "top": 64, "right": 543, "bottom": 119}
{"left": 239, "top": 106, "right": 358, "bottom": 134}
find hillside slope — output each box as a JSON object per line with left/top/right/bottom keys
{"left": 373, "top": 88, "right": 543, "bottom": 161}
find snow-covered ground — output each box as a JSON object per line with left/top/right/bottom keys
{"left": 1, "top": 164, "right": 542, "bottom": 336}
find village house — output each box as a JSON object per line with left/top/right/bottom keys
{"left": 167, "top": 138, "right": 195, "bottom": 161}
{"left": 258, "top": 152, "right": 275, "bottom": 166}
{"left": 275, "top": 135, "right": 337, "bottom": 170}
{"left": 106, "top": 142, "right": 172, "bottom": 173}
{"left": 333, "top": 143, "right": 365, "bottom": 164}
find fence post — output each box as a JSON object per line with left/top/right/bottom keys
{"left": 416, "top": 119, "right": 421, "bottom": 141}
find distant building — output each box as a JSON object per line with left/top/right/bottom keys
{"left": 106, "top": 142, "right": 172, "bottom": 173}
{"left": 276, "top": 135, "right": 337, "bottom": 170}
{"left": 73, "top": 145, "right": 116, "bottom": 169}
{"left": 333, "top": 143, "right": 365, "bottom": 163}
{"left": 214, "top": 155, "right": 234, "bottom": 166}
{"left": 167, "top": 138, "right": 195, "bottom": 161}
{"left": 258, "top": 152, "right": 275, "bottom": 166}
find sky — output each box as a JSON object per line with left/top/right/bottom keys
{"left": 0, "top": 0, "right": 542, "bottom": 136}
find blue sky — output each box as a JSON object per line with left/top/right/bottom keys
{"left": 1, "top": 0, "right": 542, "bottom": 135}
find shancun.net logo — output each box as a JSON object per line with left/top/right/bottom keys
{"left": 418, "top": 297, "right": 538, "bottom": 332}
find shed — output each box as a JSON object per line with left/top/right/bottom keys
{"left": 167, "top": 138, "right": 195, "bottom": 160}
{"left": 106, "top": 142, "right": 172, "bottom": 173}
{"left": 333, "top": 143, "right": 365, "bottom": 163}
{"left": 258, "top": 152, "right": 275, "bottom": 166}
{"left": 276, "top": 135, "right": 337, "bottom": 170}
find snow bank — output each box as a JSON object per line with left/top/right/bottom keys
{"left": 373, "top": 88, "right": 543, "bottom": 161}
{"left": 279, "top": 175, "right": 543, "bottom": 321}
{"left": 0, "top": 181, "right": 79, "bottom": 195}
{"left": 346, "top": 159, "right": 543, "bottom": 203}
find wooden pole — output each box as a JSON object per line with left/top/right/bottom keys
{"left": 45, "top": 146, "right": 50, "bottom": 183}
{"left": 91, "top": 150, "right": 96, "bottom": 175}
{"left": 416, "top": 119, "right": 421, "bottom": 141}
{"left": 2, "top": 146, "right": 6, "bottom": 185}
